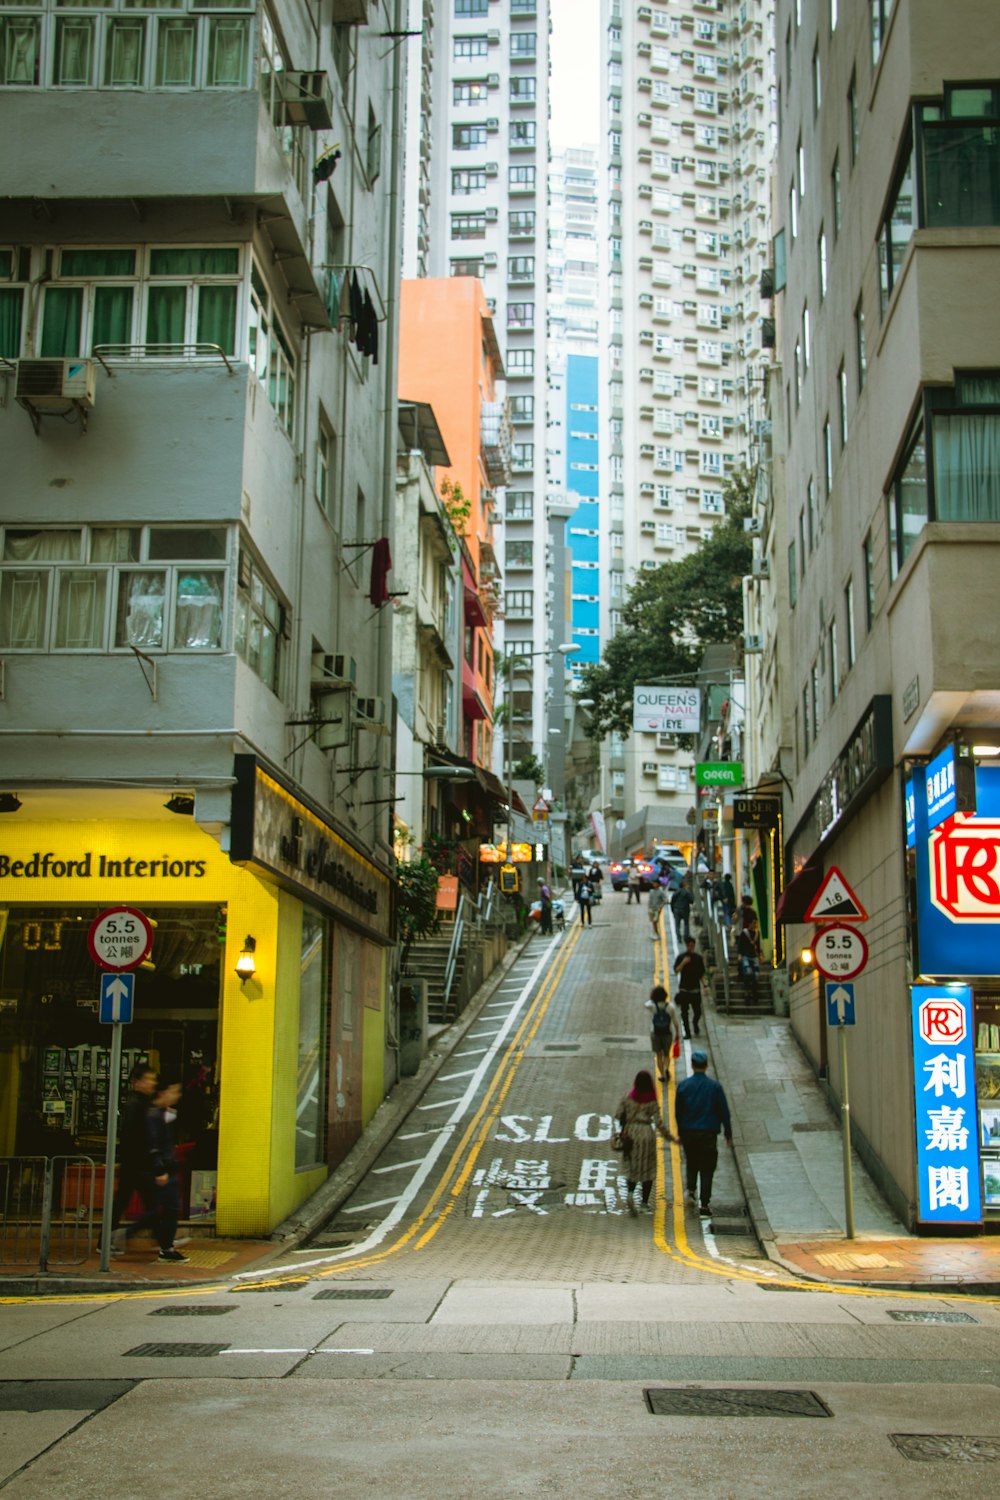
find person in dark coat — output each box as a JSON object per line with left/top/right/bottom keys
{"left": 107, "top": 1062, "right": 157, "bottom": 1254}
{"left": 670, "top": 884, "right": 693, "bottom": 941}
{"left": 146, "top": 1079, "right": 190, "bottom": 1264}
{"left": 674, "top": 1050, "right": 733, "bottom": 1216}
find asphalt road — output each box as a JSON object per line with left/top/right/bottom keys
{"left": 3, "top": 902, "right": 1000, "bottom": 1498}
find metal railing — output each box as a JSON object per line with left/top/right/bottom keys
{"left": 0, "top": 1156, "right": 97, "bottom": 1270}
{"left": 91, "top": 343, "right": 237, "bottom": 374}
{"left": 696, "top": 883, "right": 732, "bottom": 1015}
{"left": 442, "top": 894, "right": 468, "bottom": 1014}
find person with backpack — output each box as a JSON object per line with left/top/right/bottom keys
{"left": 645, "top": 984, "right": 681, "bottom": 1083}
{"left": 576, "top": 875, "right": 593, "bottom": 926}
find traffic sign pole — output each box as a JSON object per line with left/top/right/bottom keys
{"left": 98, "top": 1021, "right": 124, "bottom": 1274}
{"left": 838, "top": 1022, "right": 856, "bottom": 1240}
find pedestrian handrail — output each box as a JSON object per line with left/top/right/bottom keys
{"left": 697, "top": 884, "right": 732, "bottom": 1015}
{"left": 443, "top": 893, "right": 467, "bottom": 1012}
{"left": 0, "top": 1155, "right": 96, "bottom": 1270}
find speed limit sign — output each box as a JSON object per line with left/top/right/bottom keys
{"left": 87, "top": 906, "right": 153, "bottom": 972}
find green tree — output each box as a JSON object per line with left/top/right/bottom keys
{"left": 578, "top": 469, "right": 755, "bottom": 740}
{"left": 396, "top": 856, "right": 440, "bottom": 972}
{"left": 512, "top": 754, "right": 544, "bottom": 783}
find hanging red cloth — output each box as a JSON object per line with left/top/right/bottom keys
{"left": 369, "top": 537, "right": 392, "bottom": 608}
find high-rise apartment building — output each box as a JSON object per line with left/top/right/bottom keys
{"left": 0, "top": 0, "right": 403, "bottom": 1235}
{"left": 599, "top": 0, "right": 774, "bottom": 852}
{"left": 767, "top": 0, "right": 1000, "bottom": 1233}
{"left": 403, "top": 0, "right": 552, "bottom": 786}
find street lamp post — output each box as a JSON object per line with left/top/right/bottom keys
{"left": 503, "top": 643, "right": 579, "bottom": 863}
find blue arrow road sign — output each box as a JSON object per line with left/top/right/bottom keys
{"left": 826, "top": 981, "right": 855, "bottom": 1027}
{"left": 99, "top": 971, "right": 135, "bottom": 1024}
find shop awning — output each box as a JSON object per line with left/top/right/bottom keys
{"left": 775, "top": 861, "right": 823, "bottom": 924}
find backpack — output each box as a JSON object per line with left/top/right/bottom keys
{"left": 652, "top": 1003, "right": 673, "bottom": 1035}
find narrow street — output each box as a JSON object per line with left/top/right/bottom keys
{"left": 3, "top": 899, "right": 1000, "bottom": 1499}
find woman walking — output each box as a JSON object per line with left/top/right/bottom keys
{"left": 614, "top": 1069, "right": 670, "bottom": 1216}
{"left": 576, "top": 876, "right": 593, "bottom": 926}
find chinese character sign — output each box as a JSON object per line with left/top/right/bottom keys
{"left": 911, "top": 985, "right": 981, "bottom": 1225}
{"left": 914, "top": 765, "right": 1000, "bottom": 976}
{"left": 925, "top": 745, "right": 958, "bottom": 832}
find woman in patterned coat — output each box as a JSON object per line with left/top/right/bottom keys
{"left": 615, "top": 1069, "right": 670, "bottom": 1216}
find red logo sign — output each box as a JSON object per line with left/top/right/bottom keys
{"left": 930, "top": 816, "right": 1000, "bottom": 921}
{"left": 918, "top": 996, "right": 967, "bottom": 1045}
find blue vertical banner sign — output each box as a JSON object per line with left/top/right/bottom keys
{"left": 911, "top": 985, "right": 982, "bottom": 1224}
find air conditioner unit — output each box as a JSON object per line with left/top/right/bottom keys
{"left": 16, "top": 358, "right": 96, "bottom": 411}
{"left": 637, "top": 112, "right": 652, "bottom": 125}
{"left": 311, "top": 652, "right": 357, "bottom": 688}
{"left": 483, "top": 252, "right": 497, "bottom": 267}
{"left": 487, "top": 29, "right": 500, "bottom": 44}
{"left": 639, "top": 482, "right": 655, "bottom": 496}
{"left": 485, "top": 206, "right": 498, "bottom": 222}
{"left": 743, "top": 516, "right": 762, "bottom": 534}
{"left": 356, "top": 696, "right": 388, "bottom": 733}
{"left": 744, "top": 634, "right": 764, "bottom": 653}
{"left": 275, "top": 70, "right": 334, "bottom": 129}
{"left": 487, "top": 72, "right": 499, "bottom": 87}
{"left": 486, "top": 117, "right": 499, "bottom": 132}
{"left": 641, "top": 521, "right": 655, "bottom": 534}
{"left": 642, "top": 761, "right": 657, "bottom": 774}
{"left": 485, "top": 161, "right": 499, "bottom": 177}
{"left": 752, "top": 557, "right": 770, "bottom": 578}
{"left": 331, "top": 0, "right": 369, "bottom": 20}
{"left": 656, "top": 732, "right": 677, "bottom": 750}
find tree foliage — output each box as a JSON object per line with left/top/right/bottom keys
{"left": 578, "top": 469, "right": 755, "bottom": 741}
{"left": 396, "top": 856, "right": 441, "bottom": 949}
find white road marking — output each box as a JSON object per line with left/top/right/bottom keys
{"left": 417, "top": 1096, "right": 463, "bottom": 1110}
{"left": 438, "top": 1069, "right": 477, "bottom": 1081}
{"left": 341, "top": 1196, "right": 401, "bottom": 1213}
{"left": 234, "top": 938, "right": 561, "bottom": 1281}
{"left": 220, "top": 1348, "right": 375, "bottom": 1356}
{"left": 397, "top": 1127, "right": 450, "bottom": 1140}
{"left": 371, "top": 1158, "right": 424, "bottom": 1174}
{"left": 318, "top": 1348, "right": 375, "bottom": 1355}
{"left": 453, "top": 1048, "right": 488, "bottom": 1057}
{"left": 466, "top": 1031, "right": 495, "bottom": 1040}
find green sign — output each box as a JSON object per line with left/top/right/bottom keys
{"left": 695, "top": 762, "right": 743, "bottom": 788}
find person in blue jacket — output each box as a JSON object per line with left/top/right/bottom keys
{"left": 674, "top": 1049, "right": 733, "bottom": 1218}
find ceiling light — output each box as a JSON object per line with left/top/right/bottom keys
{"left": 0, "top": 793, "right": 22, "bottom": 814}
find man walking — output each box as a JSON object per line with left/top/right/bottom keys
{"left": 106, "top": 1061, "right": 157, "bottom": 1255}
{"left": 674, "top": 1049, "right": 733, "bottom": 1217}
{"left": 538, "top": 878, "right": 553, "bottom": 936}
{"left": 670, "top": 882, "right": 693, "bottom": 942}
{"left": 647, "top": 879, "right": 667, "bottom": 942}
{"left": 673, "top": 935, "right": 707, "bottom": 1038}
{"left": 146, "top": 1077, "right": 190, "bottom": 1264}
{"left": 718, "top": 872, "right": 736, "bottom": 926}
{"left": 626, "top": 862, "right": 642, "bottom": 904}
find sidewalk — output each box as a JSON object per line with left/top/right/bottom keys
{"left": 705, "top": 991, "right": 1000, "bottom": 1294}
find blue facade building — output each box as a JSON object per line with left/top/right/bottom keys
{"left": 565, "top": 353, "right": 601, "bottom": 667}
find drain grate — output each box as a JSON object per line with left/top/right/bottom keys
{"left": 602, "top": 1036, "right": 638, "bottom": 1043}
{"left": 231, "top": 1279, "right": 310, "bottom": 1294}
{"left": 149, "top": 1305, "right": 238, "bottom": 1317}
{"left": 890, "top": 1434, "right": 1000, "bottom": 1463}
{"left": 756, "top": 1281, "right": 814, "bottom": 1292}
{"left": 887, "top": 1309, "right": 978, "bottom": 1325}
{"left": 646, "top": 1388, "right": 832, "bottom": 1419}
{"left": 791, "top": 1121, "right": 838, "bottom": 1133}
{"left": 543, "top": 1044, "right": 580, "bottom": 1051}
{"left": 124, "top": 1342, "right": 229, "bottom": 1358}
{"left": 313, "top": 1288, "right": 393, "bottom": 1301}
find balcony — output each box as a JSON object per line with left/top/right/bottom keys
{"left": 480, "top": 400, "right": 512, "bottom": 486}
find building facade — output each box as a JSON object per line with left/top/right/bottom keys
{"left": 0, "top": 0, "right": 403, "bottom": 1234}
{"left": 772, "top": 0, "right": 1000, "bottom": 1229}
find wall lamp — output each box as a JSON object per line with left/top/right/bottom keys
{"left": 164, "top": 794, "right": 195, "bottom": 815}
{"left": 800, "top": 945, "right": 815, "bottom": 967}
{"left": 0, "top": 793, "right": 22, "bottom": 813}
{"left": 235, "top": 935, "right": 257, "bottom": 984}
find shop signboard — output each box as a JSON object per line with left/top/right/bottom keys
{"left": 695, "top": 762, "right": 742, "bottom": 788}
{"left": 911, "top": 984, "right": 982, "bottom": 1225}
{"left": 914, "top": 765, "right": 1000, "bottom": 977}
{"left": 632, "top": 685, "right": 701, "bottom": 735}
{"left": 733, "top": 795, "right": 781, "bottom": 830}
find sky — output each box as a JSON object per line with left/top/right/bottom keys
{"left": 549, "top": 0, "right": 600, "bottom": 150}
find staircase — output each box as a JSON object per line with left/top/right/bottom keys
{"left": 707, "top": 951, "right": 771, "bottom": 1018}
{"left": 403, "top": 934, "right": 466, "bottom": 1026}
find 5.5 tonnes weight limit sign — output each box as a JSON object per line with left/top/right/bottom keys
{"left": 87, "top": 906, "right": 153, "bottom": 972}
{"left": 814, "top": 923, "right": 869, "bottom": 981}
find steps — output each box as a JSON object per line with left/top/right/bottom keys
{"left": 403, "top": 934, "right": 466, "bottom": 1025}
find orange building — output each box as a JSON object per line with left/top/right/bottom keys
{"left": 398, "top": 278, "right": 509, "bottom": 768}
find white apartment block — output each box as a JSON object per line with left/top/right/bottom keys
{"left": 599, "top": 0, "right": 774, "bottom": 850}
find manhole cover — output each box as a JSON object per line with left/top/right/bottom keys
{"left": 230, "top": 1279, "right": 310, "bottom": 1294}
{"left": 887, "top": 1309, "right": 978, "bottom": 1325}
{"left": 543, "top": 1044, "right": 579, "bottom": 1052}
{"left": 646, "top": 1388, "right": 832, "bottom": 1419}
{"left": 124, "top": 1343, "right": 228, "bottom": 1358}
{"left": 890, "top": 1434, "right": 1000, "bottom": 1463}
{"left": 602, "top": 1036, "right": 637, "bottom": 1043}
{"left": 309, "top": 1237, "right": 358, "bottom": 1249}
{"left": 756, "top": 1282, "right": 813, "bottom": 1292}
{"left": 149, "top": 1306, "right": 237, "bottom": 1317}
{"left": 313, "top": 1288, "right": 393, "bottom": 1301}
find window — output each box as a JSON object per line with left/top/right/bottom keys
{"left": 366, "top": 104, "right": 381, "bottom": 186}
{"left": 818, "top": 228, "right": 828, "bottom": 299}
{"left": 509, "top": 165, "right": 536, "bottom": 191}
{"left": 507, "top": 302, "right": 533, "bottom": 329}
{"left": 505, "top": 589, "right": 533, "bottom": 618}
{"left": 454, "top": 36, "right": 488, "bottom": 59}
{"left": 510, "top": 120, "right": 536, "bottom": 148}
{"left": 802, "top": 682, "right": 810, "bottom": 755}
{"left": 505, "top": 540, "right": 533, "bottom": 570}
{"left": 453, "top": 79, "right": 488, "bottom": 104}
{"left": 508, "top": 395, "right": 534, "bottom": 421}
{"left": 509, "top": 210, "right": 535, "bottom": 236}
{"left": 831, "top": 153, "right": 842, "bottom": 238}
{"left": 878, "top": 136, "right": 915, "bottom": 312}
{"left": 848, "top": 72, "right": 859, "bottom": 164}
{"left": 509, "top": 75, "right": 536, "bottom": 103}
{"left": 316, "top": 413, "right": 335, "bottom": 520}
{"left": 37, "top": 245, "right": 240, "bottom": 360}
{"left": 452, "top": 123, "right": 487, "bottom": 149}
{"left": 798, "top": 511, "right": 806, "bottom": 577}
{"left": 451, "top": 212, "right": 486, "bottom": 239}
{"left": 249, "top": 263, "right": 296, "bottom": 438}
{"left": 506, "top": 490, "right": 533, "bottom": 520}
{"left": 295, "top": 909, "right": 328, "bottom": 1169}
{"left": 0, "top": 524, "right": 227, "bottom": 653}
{"left": 823, "top": 417, "right": 833, "bottom": 494}
{"left": 812, "top": 45, "right": 821, "bottom": 116}
{"left": 507, "top": 255, "right": 534, "bottom": 283}
{"left": 855, "top": 298, "right": 867, "bottom": 389}
{"left": 871, "top": 0, "right": 893, "bottom": 67}
{"left": 788, "top": 182, "right": 798, "bottom": 241}
{"left": 454, "top": 169, "right": 488, "bottom": 197}
{"left": 793, "top": 340, "right": 802, "bottom": 407}
{"left": 802, "top": 304, "right": 810, "bottom": 370}
{"left": 807, "top": 478, "right": 817, "bottom": 551}
{"left": 450, "top": 257, "right": 483, "bottom": 277}
{"left": 788, "top": 539, "right": 798, "bottom": 606}
{"left": 455, "top": 0, "right": 488, "bottom": 14}
{"left": 828, "top": 621, "right": 839, "bottom": 702}
{"left": 886, "top": 419, "right": 926, "bottom": 577}
{"left": 838, "top": 363, "right": 849, "bottom": 445}
{"left": 235, "top": 548, "right": 283, "bottom": 692}
{"left": 863, "top": 532, "right": 876, "bottom": 629}
{"left": 845, "top": 577, "right": 857, "bottom": 667}
{"left": 830, "top": 0, "right": 838, "bottom": 29}
{"left": 797, "top": 138, "right": 806, "bottom": 202}
{"left": 509, "top": 31, "right": 536, "bottom": 58}
{"left": 811, "top": 661, "right": 821, "bottom": 739}
{"left": 506, "top": 348, "right": 534, "bottom": 376}
{"left": 511, "top": 442, "right": 534, "bottom": 471}
{"left": 0, "top": 251, "right": 25, "bottom": 357}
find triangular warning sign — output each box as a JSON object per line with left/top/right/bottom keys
{"left": 803, "top": 866, "right": 868, "bottom": 923}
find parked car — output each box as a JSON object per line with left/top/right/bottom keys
{"left": 609, "top": 860, "right": 629, "bottom": 892}
{"left": 610, "top": 859, "right": 655, "bottom": 891}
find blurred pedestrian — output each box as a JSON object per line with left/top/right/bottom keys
{"left": 615, "top": 1069, "right": 670, "bottom": 1217}
{"left": 670, "top": 883, "right": 693, "bottom": 942}
{"left": 539, "top": 878, "right": 553, "bottom": 936}
{"left": 718, "top": 873, "right": 736, "bottom": 926}
{"left": 647, "top": 879, "right": 667, "bottom": 942}
{"left": 626, "top": 861, "right": 642, "bottom": 904}
{"left": 646, "top": 984, "right": 681, "bottom": 1083}
{"left": 673, "top": 935, "right": 707, "bottom": 1038}
{"left": 674, "top": 1049, "right": 733, "bottom": 1217}
{"left": 105, "top": 1061, "right": 157, "bottom": 1256}
{"left": 576, "top": 876, "right": 593, "bottom": 927}
{"left": 146, "top": 1078, "right": 190, "bottom": 1264}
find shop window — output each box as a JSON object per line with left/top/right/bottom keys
{"left": 296, "top": 908, "right": 329, "bottom": 1170}
{"left": 0, "top": 523, "right": 228, "bottom": 653}
{"left": 235, "top": 548, "right": 284, "bottom": 692}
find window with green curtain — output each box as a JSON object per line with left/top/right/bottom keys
{"left": 933, "top": 413, "right": 1000, "bottom": 522}
{"left": 40, "top": 287, "right": 83, "bottom": 357}
{"left": 196, "top": 285, "right": 236, "bottom": 352}
{"left": 104, "top": 17, "right": 145, "bottom": 85}
{"left": 92, "top": 286, "right": 134, "bottom": 349}
{"left": 60, "top": 249, "right": 136, "bottom": 277}
{"left": 0, "top": 288, "right": 23, "bottom": 359}
{"left": 55, "top": 570, "right": 107, "bottom": 648}
{"left": 206, "top": 17, "right": 248, "bottom": 86}
{"left": 146, "top": 285, "right": 186, "bottom": 347}
{"left": 156, "top": 18, "right": 194, "bottom": 85}
{"left": 54, "top": 17, "right": 94, "bottom": 84}
{"left": 0, "top": 17, "right": 40, "bottom": 85}
{"left": 149, "top": 248, "right": 239, "bottom": 276}
{"left": 0, "top": 572, "right": 49, "bottom": 650}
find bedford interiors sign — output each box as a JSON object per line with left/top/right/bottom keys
{"left": 230, "top": 755, "right": 392, "bottom": 944}
{"left": 632, "top": 685, "right": 701, "bottom": 735}
{"left": 913, "top": 763, "right": 1000, "bottom": 977}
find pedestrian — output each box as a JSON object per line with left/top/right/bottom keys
{"left": 737, "top": 909, "right": 761, "bottom": 1000}
{"left": 738, "top": 894, "right": 755, "bottom": 930}
{"left": 570, "top": 856, "right": 585, "bottom": 899}
{"left": 105, "top": 1061, "right": 157, "bottom": 1255}
{"left": 647, "top": 878, "right": 667, "bottom": 941}
{"left": 614, "top": 1069, "right": 671, "bottom": 1217}
{"left": 718, "top": 872, "right": 736, "bottom": 926}
{"left": 645, "top": 984, "right": 681, "bottom": 1083}
{"left": 146, "top": 1078, "right": 190, "bottom": 1264}
{"left": 587, "top": 862, "right": 604, "bottom": 906}
{"left": 674, "top": 1048, "right": 733, "bottom": 1217}
{"left": 673, "top": 935, "right": 708, "bottom": 1038}
{"left": 576, "top": 875, "right": 593, "bottom": 926}
{"left": 626, "top": 861, "right": 642, "bottom": 904}
{"left": 539, "top": 878, "right": 553, "bottom": 936}
{"left": 670, "top": 882, "right": 693, "bottom": 942}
